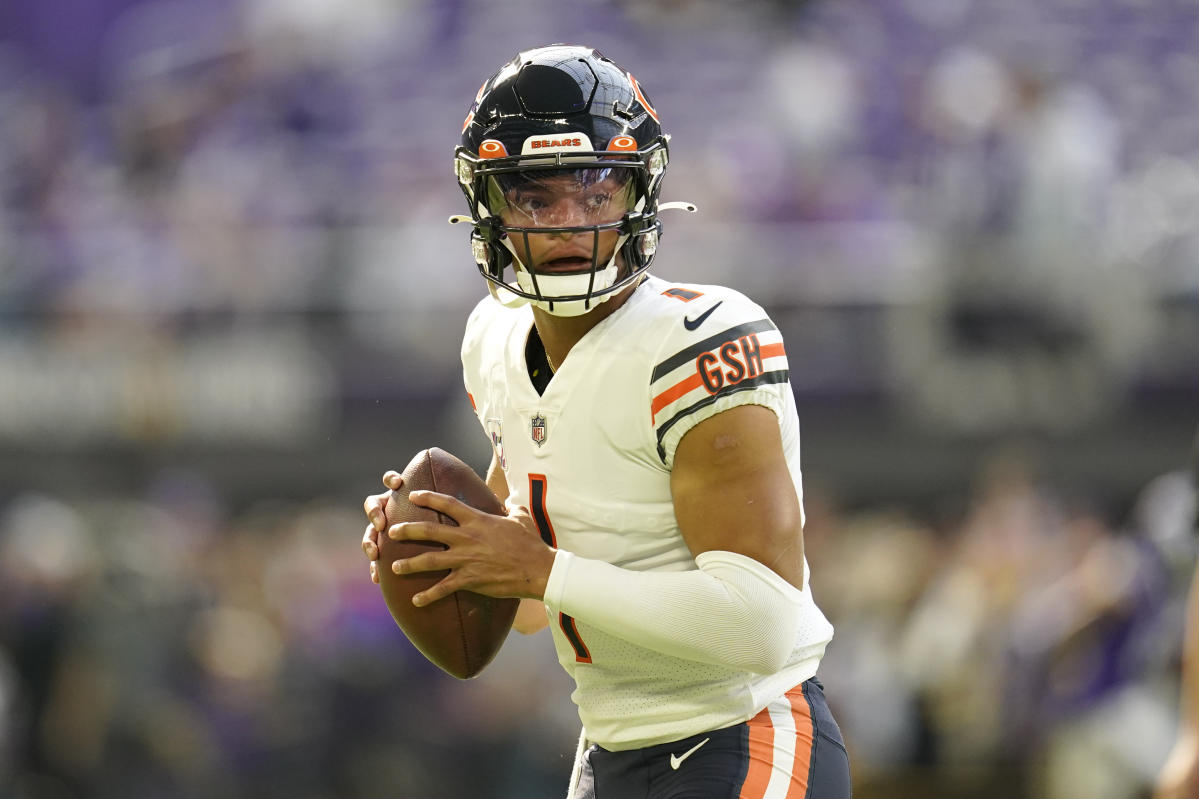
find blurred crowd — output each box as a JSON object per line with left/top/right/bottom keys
{"left": 0, "top": 0, "right": 1195, "bottom": 414}
{"left": 809, "top": 447, "right": 1197, "bottom": 798}
{"left": 0, "top": 478, "right": 581, "bottom": 799}
{"left": 2, "top": 0, "right": 1199, "bottom": 797}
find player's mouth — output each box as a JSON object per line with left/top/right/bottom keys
{"left": 535, "top": 255, "right": 594, "bottom": 273}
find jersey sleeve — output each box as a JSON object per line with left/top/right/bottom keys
{"left": 648, "top": 290, "right": 792, "bottom": 468}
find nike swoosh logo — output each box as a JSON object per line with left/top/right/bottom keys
{"left": 683, "top": 301, "right": 722, "bottom": 331}
{"left": 669, "top": 737, "right": 710, "bottom": 770}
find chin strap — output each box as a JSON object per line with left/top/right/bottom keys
{"left": 486, "top": 281, "right": 531, "bottom": 309}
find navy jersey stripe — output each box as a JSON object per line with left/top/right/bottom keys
{"left": 651, "top": 319, "right": 777, "bottom": 383}
{"left": 529, "top": 475, "right": 556, "bottom": 547}
{"left": 559, "top": 613, "right": 593, "bottom": 663}
{"left": 654, "top": 369, "right": 790, "bottom": 461}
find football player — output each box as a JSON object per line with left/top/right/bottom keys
{"left": 362, "top": 44, "right": 851, "bottom": 798}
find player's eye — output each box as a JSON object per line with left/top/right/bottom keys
{"left": 509, "top": 192, "right": 549, "bottom": 216}
{"left": 583, "top": 192, "right": 612, "bottom": 212}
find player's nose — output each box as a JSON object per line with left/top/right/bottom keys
{"left": 538, "top": 196, "right": 589, "bottom": 227}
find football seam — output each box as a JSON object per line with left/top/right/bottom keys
{"left": 429, "top": 450, "right": 474, "bottom": 675}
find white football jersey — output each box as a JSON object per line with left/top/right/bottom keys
{"left": 460, "top": 274, "right": 834, "bottom": 750}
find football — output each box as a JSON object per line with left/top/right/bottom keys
{"left": 377, "top": 447, "right": 518, "bottom": 679}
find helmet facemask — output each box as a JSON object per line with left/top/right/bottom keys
{"left": 454, "top": 140, "right": 670, "bottom": 317}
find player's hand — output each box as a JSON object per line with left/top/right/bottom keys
{"left": 387, "top": 491, "right": 556, "bottom": 604}
{"left": 361, "top": 470, "right": 404, "bottom": 584}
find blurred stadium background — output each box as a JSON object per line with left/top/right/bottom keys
{"left": 1, "top": 0, "right": 1198, "bottom": 797}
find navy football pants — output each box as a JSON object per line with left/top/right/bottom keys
{"left": 571, "top": 678, "right": 851, "bottom": 798}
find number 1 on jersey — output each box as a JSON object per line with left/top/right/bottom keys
{"left": 529, "top": 474, "right": 592, "bottom": 664}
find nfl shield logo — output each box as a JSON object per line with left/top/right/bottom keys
{"left": 530, "top": 413, "right": 547, "bottom": 446}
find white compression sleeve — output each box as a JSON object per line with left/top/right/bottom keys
{"left": 543, "top": 549, "right": 804, "bottom": 674}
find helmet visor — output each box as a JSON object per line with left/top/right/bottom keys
{"left": 484, "top": 167, "right": 637, "bottom": 228}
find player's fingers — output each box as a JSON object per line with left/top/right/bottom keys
{"left": 407, "top": 489, "right": 477, "bottom": 523}
{"left": 362, "top": 524, "right": 379, "bottom": 560}
{"left": 382, "top": 470, "right": 403, "bottom": 491}
{"left": 413, "top": 575, "right": 459, "bottom": 607}
{"left": 387, "top": 520, "right": 457, "bottom": 543}
{"left": 391, "top": 550, "right": 449, "bottom": 576}
{"left": 363, "top": 491, "right": 389, "bottom": 531}
{"left": 370, "top": 560, "right": 380, "bottom": 584}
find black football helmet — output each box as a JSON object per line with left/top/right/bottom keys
{"left": 451, "top": 44, "right": 694, "bottom": 316}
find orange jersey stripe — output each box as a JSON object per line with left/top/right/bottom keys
{"left": 785, "top": 687, "right": 816, "bottom": 798}
{"left": 650, "top": 372, "right": 703, "bottom": 421}
{"left": 739, "top": 704, "right": 775, "bottom": 799}
{"left": 650, "top": 341, "right": 785, "bottom": 423}
{"left": 760, "top": 342, "right": 786, "bottom": 360}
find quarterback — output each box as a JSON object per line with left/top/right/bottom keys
{"left": 362, "top": 45, "right": 851, "bottom": 798}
